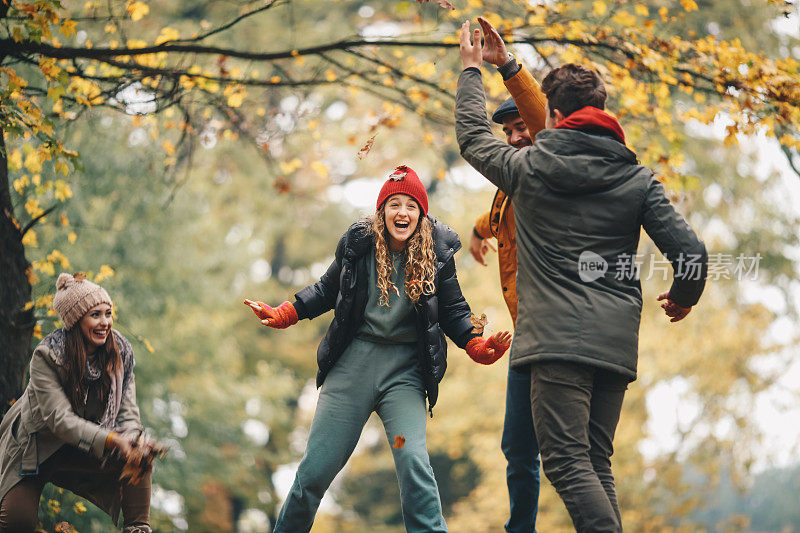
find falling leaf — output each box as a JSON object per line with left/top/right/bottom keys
{"left": 470, "top": 313, "right": 488, "bottom": 335}
{"left": 416, "top": 0, "right": 454, "bottom": 10}
{"left": 357, "top": 134, "right": 376, "bottom": 160}
{"left": 393, "top": 434, "right": 406, "bottom": 449}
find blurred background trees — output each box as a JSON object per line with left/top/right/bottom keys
{"left": 2, "top": 0, "right": 799, "bottom": 531}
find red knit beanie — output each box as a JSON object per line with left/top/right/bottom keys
{"left": 376, "top": 165, "right": 429, "bottom": 215}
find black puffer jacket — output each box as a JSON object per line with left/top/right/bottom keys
{"left": 294, "top": 216, "right": 477, "bottom": 411}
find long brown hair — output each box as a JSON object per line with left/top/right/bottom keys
{"left": 370, "top": 204, "right": 436, "bottom": 307}
{"left": 64, "top": 325, "right": 122, "bottom": 410}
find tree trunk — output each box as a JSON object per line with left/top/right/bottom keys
{"left": 0, "top": 123, "right": 35, "bottom": 418}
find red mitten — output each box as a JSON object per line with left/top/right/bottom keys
{"left": 252, "top": 301, "right": 298, "bottom": 329}
{"left": 465, "top": 333, "right": 510, "bottom": 365}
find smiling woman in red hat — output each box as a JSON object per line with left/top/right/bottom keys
{"left": 245, "top": 165, "right": 511, "bottom": 532}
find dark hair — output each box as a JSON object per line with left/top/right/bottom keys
{"left": 541, "top": 63, "right": 607, "bottom": 118}
{"left": 64, "top": 324, "right": 122, "bottom": 411}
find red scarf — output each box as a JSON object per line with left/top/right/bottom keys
{"left": 555, "top": 106, "right": 626, "bottom": 145}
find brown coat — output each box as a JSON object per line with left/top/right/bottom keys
{"left": 0, "top": 329, "right": 142, "bottom": 524}
{"left": 473, "top": 65, "right": 547, "bottom": 324}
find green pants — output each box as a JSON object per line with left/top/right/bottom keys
{"left": 274, "top": 338, "right": 447, "bottom": 532}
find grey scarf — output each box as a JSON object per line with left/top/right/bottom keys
{"left": 41, "top": 328, "right": 134, "bottom": 430}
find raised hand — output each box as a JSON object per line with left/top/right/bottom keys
{"left": 459, "top": 20, "right": 483, "bottom": 70}
{"left": 477, "top": 16, "right": 509, "bottom": 66}
{"left": 656, "top": 292, "right": 692, "bottom": 322}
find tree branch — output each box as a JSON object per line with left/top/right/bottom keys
{"left": 167, "top": 0, "right": 287, "bottom": 44}
{"left": 21, "top": 204, "right": 58, "bottom": 236}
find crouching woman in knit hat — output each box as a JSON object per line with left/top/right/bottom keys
{"left": 0, "top": 273, "right": 152, "bottom": 533}
{"left": 245, "top": 165, "right": 512, "bottom": 532}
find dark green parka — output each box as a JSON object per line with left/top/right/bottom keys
{"left": 455, "top": 68, "right": 707, "bottom": 381}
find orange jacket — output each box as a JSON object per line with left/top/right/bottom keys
{"left": 473, "top": 65, "right": 547, "bottom": 325}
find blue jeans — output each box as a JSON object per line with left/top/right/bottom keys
{"left": 501, "top": 364, "right": 540, "bottom": 533}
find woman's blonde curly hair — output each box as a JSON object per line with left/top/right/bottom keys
{"left": 370, "top": 203, "right": 436, "bottom": 307}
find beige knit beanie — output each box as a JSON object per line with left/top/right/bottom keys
{"left": 52, "top": 273, "right": 113, "bottom": 329}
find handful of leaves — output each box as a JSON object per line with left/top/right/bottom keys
{"left": 116, "top": 433, "right": 169, "bottom": 485}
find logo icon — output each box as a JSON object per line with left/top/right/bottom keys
{"left": 578, "top": 251, "right": 608, "bottom": 282}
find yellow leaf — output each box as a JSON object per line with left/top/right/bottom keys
{"left": 126, "top": 1, "right": 150, "bottom": 21}
{"left": 680, "top": 0, "right": 698, "bottom": 11}
{"left": 25, "top": 199, "right": 43, "bottom": 218}
{"left": 8, "top": 149, "right": 23, "bottom": 171}
{"left": 155, "top": 27, "right": 180, "bottom": 45}
{"left": 60, "top": 20, "right": 77, "bottom": 38}
{"left": 94, "top": 265, "right": 115, "bottom": 283}
{"left": 36, "top": 295, "right": 54, "bottom": 308}
{"left": 33, "top": 324, "right": 42, "bottom": 339}
{"left": 22, "top": 301, "right": 35, "bottom": 311}
{"left": 13, "top": 175, "right": 29, "bottom": 194}
{"left": 144, "top": 339, "right": 155, "bottom": 353}
{"left": 162, "top": 140, "right": 176, "bottom": 156}
{"left": 325, "top": 70, "right": 337, "bottom": 82}
{"left": 55, "top": 161, "right": 69, "bottom": 176}
{"left": 54, "top": 180, "right": 73, "bottom": 202}
{"left": 311, "top": 161, "right": 329, "bottom": 179}
{"left": 269, "top": 76, "right": 281, "bottom": 84}
{"left": 68, "top": 232, "right": 77, "bottom": 244}
{"left": 105, "top": 23, "right": 117, "bottom": 33}
{"left": 545, "top": 23, "right": 566, "bottom": 39}
{"left": 227, "top": 90, "right": 245, "bottom": 108}
{"left": 47, "top": 85, "right": 65, "bottom": 101}
{"left": 612, "top": 11, "right": 636, "bottom": 26}
{"left": 593, "top": 1, "right": 607, "bottom": 16}
{"left": 24, "top": 150, "right": 42, "bottom": 173}
{"left": 634, "top": 5, "right": 649, "bottom": 16}
{"left": 22, "top": 230, "right": 38, "bottom": 247}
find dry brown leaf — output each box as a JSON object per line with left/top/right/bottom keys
{"left": 393, "top": 434, "right": 406, "bottom": 449}
{"left": 357, "top": 134, "right": 376, "bottom": 160}
{"left": 120, "top": 438, "right": 168, "bottom": 486}
{"left": 416, "top": 0, "right": 455, "bottom": 10}
{"left": 470, "top": 313, "right": 488, "bottom": 335}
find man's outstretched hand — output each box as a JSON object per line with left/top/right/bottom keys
{"left": 469, "top": 231, "right": 497, "bottom": 266}
{"left": 477, "top": 17, "right": 509, "bottom": 66}
{"left": 460, "top": 17, "right": 511, "bottom": 70}
{"left": 657, "top": 292, "right": 692, "bottom": 322}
